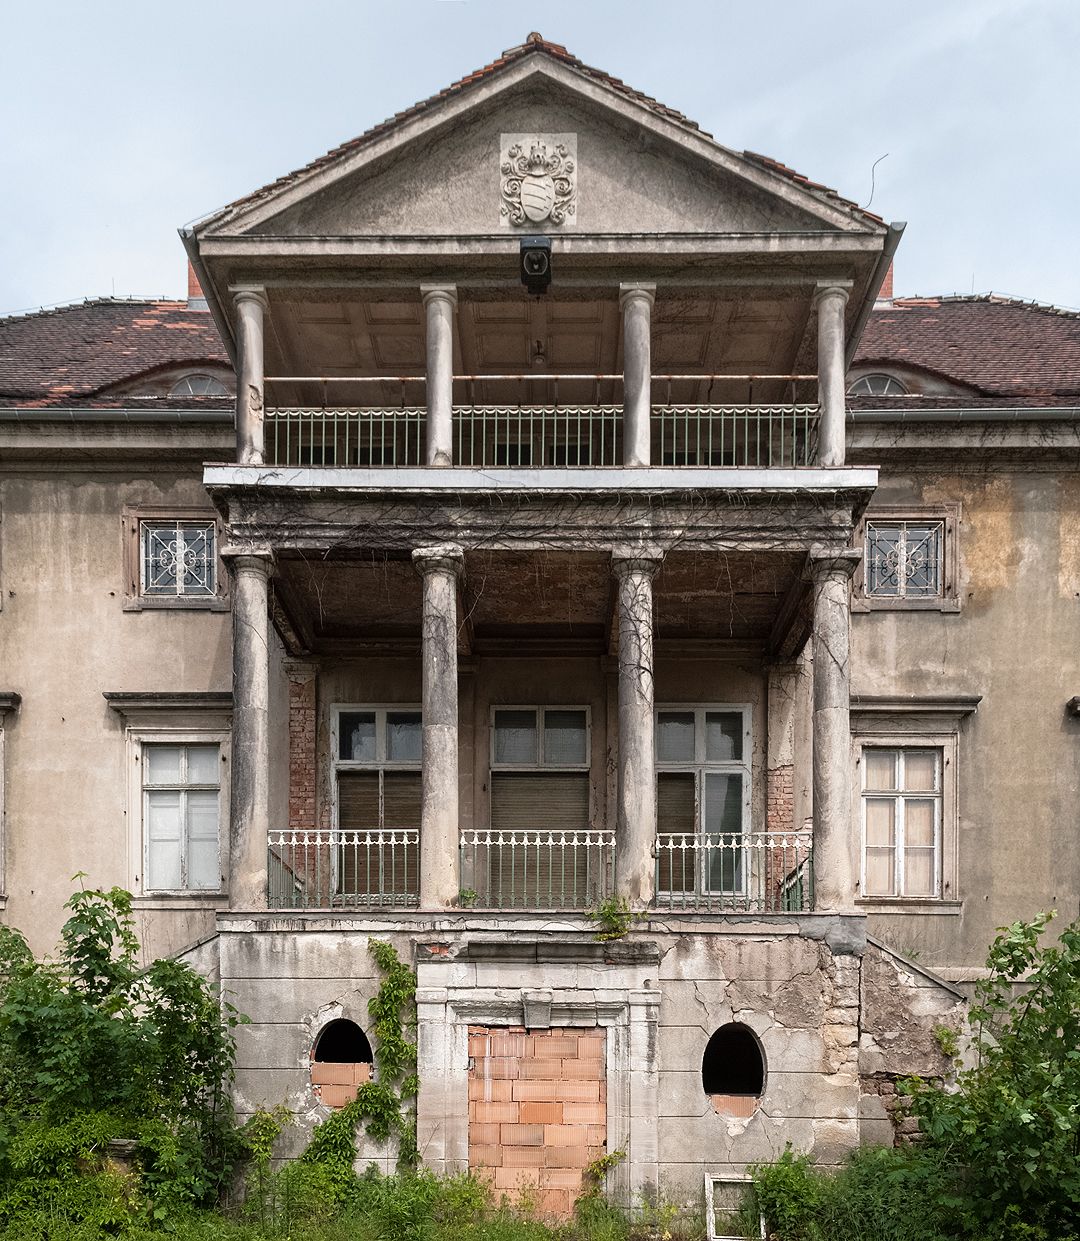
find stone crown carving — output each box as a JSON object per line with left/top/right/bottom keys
{"left": 501, "top": 137, "right": 576, "bottom": 226}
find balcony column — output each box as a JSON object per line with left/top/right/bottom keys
{"left": 620, "top": 283, "right": 656, "bottom": 467}
{"left": 814, "top": 281, "right": 851, "bottom": 467}
{"left": 233, "top": 287, "right": 269, "bottom": 466}
{"left": 613, "top": 549, "right": 663, "bottom": 905}
{"left": 421, "top": 285, "right": 458, "bottom": 467}
{"left": 413, "top": 543, "right": 465, "bottom": 909}
{"left": 809, "top": 550, "right": 861, "bottom": 911}
{"left": 226, "top": 550, "right": 272, "bottom": 908}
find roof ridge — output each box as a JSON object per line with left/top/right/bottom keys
{"left": 888, "top": 293, "right": 1080, "bottom": 319}
{"left": 0, "top": 295, "right": 191, "bottom": 325}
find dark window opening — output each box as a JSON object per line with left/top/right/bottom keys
{"left": 313, "top": 1018, "right": 373, "bottom": 1064}
{"left": 702, "top": 1023, "right": 764, "bottom": 1096}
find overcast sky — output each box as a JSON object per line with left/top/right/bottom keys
{"left": 3, "top": 0, "right": 1077, "bottom": 316}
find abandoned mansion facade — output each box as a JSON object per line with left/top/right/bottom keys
{"left": 2, "top": 34, "right": 1079, "bottom": 1220}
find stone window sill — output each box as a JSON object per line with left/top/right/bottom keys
{"left": 857, "top": 898, "right": 963, "bottom": 915}
{"left": 123, "top": 597, "right": 230, "bottom": 613}
{"left": 132, "top": 894, "right": 230, "bottom": 910}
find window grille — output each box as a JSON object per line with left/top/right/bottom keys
{"left": 169, "top": 373, "right": 229, "bottom": 398}
{"left": 140, "top": 521, "right": 216, "bottom": 597}
{"left": 866, "top": 520, "right": 944, "bottom": 599}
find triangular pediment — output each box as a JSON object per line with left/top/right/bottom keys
{"left": 197, "top": 51, "right": 883, "bottom": 243}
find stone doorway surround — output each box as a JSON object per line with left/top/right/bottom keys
{"left": 414, "top": 938, "right": 661, "bottom": 1208}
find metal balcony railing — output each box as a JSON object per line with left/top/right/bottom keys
{"left": 267, "top": 829, "right": 420, "bottom": 909}
{"left": 459, "top": 828, "right": 616, "bottom": 910}
{"left": 653, "top": 830, "right": 814, "bottom": 913}
{"left": 263, "top": 404, "right": 819, "bottom": 469}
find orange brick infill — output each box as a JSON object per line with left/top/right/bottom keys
{"left": 512, "top": 1079, "right": 557, "bottom": 1102}
{"left": 553, "top": 1078, "right": 602, "bottom": 1102}
{"left": 489, "top": 1033, "right": 529, "bottom": 1058}
{"left": 499, "top": 1122, "right": 545, "bottom": 1146}
{"left": 482, "top": 1057, "right": 520, "bottom": 1079}
{"left": 311, "top": 1061, "right": 372, "bottom": 1087}
{"left": 541, "top": 1167, "right": 583, "bottom": 1190}
{"left": 472, "top": 1100, "right": 518, "bottom": 1124}
{"left": 530, "top": 1034, "right": 579, "bottom": 1059}
{"left": 502, "top": 1145, "right": 546, "bottom": 1168}
{"left": 538, "top": 1189, "right": 573, "bottom": 1218}
{"left": 495, "top": 1167, "right": 541, "bottom": 1190}
{"left": 544, "top": 1144, "right": 594, "bottom": 1168}
{"left": 560, "top": 1101, "right": 605, "bottom": 1126}
{"left": 518, "top": 1057, "right": 565, "bottom": 1080}
{"left": 543, "top": 1123, "right": 589, "bottom": 1147}
{"left": 469, "top": 1076, "right": 513, "bottom": 1104}
{"left": 470, "top": 1122, "right": 500, "bottom": 1146}
{"left": 559, "top": 1057, "right": 602, "bottom": 1079}
{"left": 469, "top": 1144, "right": 500, "bottom": 1168}
{"left": 469, "top": 1035, "right": 490, "bottom": 1057}
{"left": 518, "top": 1101, "right": 563, "bottom": 1124}
{"left": 574, "top": 1035, "right": 605, "bottom": 1060}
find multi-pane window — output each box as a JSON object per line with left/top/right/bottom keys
{"left": 143, "top": 743, "right": 220, "bottom": 891}
{"left": 140, "top": 521, "right": 216, "bottom": 598}
{"left": 848, "top": 373, "right": 908, "bottom": 396}
{"left": 862, "top": 748, "right": 941, "bottom": 897}
{"left": 866, "top": 520, "right": 944, "bottom": 600}
{"left": 655, "top": 707, "right": 751, "bottom": 895}
{"left": 490, "top": 708, "right": 590, "bottom": 830}
{"left": 333, "top": 708, "right": 422, "bottom": 900}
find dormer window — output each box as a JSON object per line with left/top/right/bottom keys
{"left": 848, "top": 373, "right": 908, "bottom": 396}
{"left": 169, "top": 373, "right": 229, "bottom": 398}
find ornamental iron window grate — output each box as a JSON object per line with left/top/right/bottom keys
{"left": 866, "top": 520, "right": 943, "bottom": 599}
{"left": 140, "top": 521, "right": 216, "bottom": 597}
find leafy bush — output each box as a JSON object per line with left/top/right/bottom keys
{"left": 0, "top": 882, "right": 244, "bottom": 1231}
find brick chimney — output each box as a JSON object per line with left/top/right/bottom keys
{"left": 877, "top": 260, "right": 894, "bottom": 303}
{"left": 187, "top": 261, "right": 208, "bottom": 311}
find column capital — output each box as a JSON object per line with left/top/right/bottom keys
{"left": 619, "top": 282, "right": 656, "bottom": 309}
{"left": 231, "top": 286, "right": 270, "bottom": 312}
{"left": 220, "top": 546, "right": 274, "bottom": 573}
{"left": 808, "top": 548, "right": 862, "bottom": 581}
{"left": 612, "top": 548, "right": 664, "bottom": 581}
{"left": 413, "top": 543, "right": 465, "bottom": 578}
{"left": 814, "top": 280, "right": 853, "bottom": 306}
{"left": 420, "top": 284, "right": 458, "bottom": 308}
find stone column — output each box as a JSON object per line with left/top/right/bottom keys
{"left": 620, "top": 284, "right": 656, "bottom": 468}
{"left": 413, "top": 544, "right": 464, "bottom": 909}
{"left": 810, "top": 550, "right": 861, "bottom": 911}
{"left": 421, "top": 285, "right": 457, "bottom": 467}
{"left": 234, "top": 288, "right": 269, "bottom": 466}
{"left": 815, "top": 282, "right": 851, "bottom": 467}
{"left": 228, "top": 551, "right": 272, "bottom": 908}
{"left": 613, "top": 550, "right": 663, "bottom": 905}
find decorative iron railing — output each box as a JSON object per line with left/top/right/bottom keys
{"left": 263, "top": 404, "right": 819, "bottom": 469}
{"left": 267, "top": 829, "right": 420, "bottom": 909}
{"left": 653, "top": 830, "right": 814, "bottom": 913}
{"left": 459, "top": 828, "right": 616, "bottom": 910}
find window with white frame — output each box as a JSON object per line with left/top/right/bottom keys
{"left": 490, "top": 707, "right": 590, "bottom": 830}
{"left": 140, "top": 520, "right": 217, "bottom": 598}
{"left": 655, "top": 707, "right": 751, "bottom": 896}
{"left": 333, "top": 707, "right": 422, "bottom": 900}
{"left": 142, "top": 742, "right": 222, "bottom": 892}
{"left": 862, "top": 747, "right": 942, "bottom": 898}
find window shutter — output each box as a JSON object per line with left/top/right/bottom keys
{"left": 337, "top": 772, "right": 419, "bottom": 901}
{"left": 146, "top": 790, "right": 183, "bottom": 890}
{"left": 382, "top": 772, "right": 422, "bottom": 828}
{"left": 656, "top": 772, "right": 696, "bottom": 894}
{"left": 338, "top": 772, "right": 381, "bottom": 828}
{"left": 487, "top": 773, "right": 591, "bottom": 906}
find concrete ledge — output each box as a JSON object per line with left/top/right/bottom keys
{"left": 203, "top": 464, "right": 879, "bottom": 493}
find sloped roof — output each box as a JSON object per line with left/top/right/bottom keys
{"left": 855, "top": 295, "right": 1080, "bottom": 398}
{"left": 0, "top": 298, "right": 228, "bottom": 404}
{"left": 197, "top": 33, "right": 882, "bottom": 232}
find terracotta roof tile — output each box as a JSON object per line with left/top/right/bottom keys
{"left": 855, "top": 295, "right": 1080, "bottom": 398}
{"left": 0, "top": 298, "right": 229, "bottom": 401}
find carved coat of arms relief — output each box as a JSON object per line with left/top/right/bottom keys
{"left": 499, "top": 133, "right": 577, "bottom": 227}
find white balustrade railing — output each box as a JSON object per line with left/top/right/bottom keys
{"left": 653, "top": 830, "right": 814, "bottom": 913}
{"left": 459, "top": 828, "right": 616, "bottom": 910}
{"left": 267, "top": 829, "right": 419, "bottom": 909}
{"left": 263, "top": 404, "right": 819, "bottom": 469}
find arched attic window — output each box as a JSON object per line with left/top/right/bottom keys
{"left": 702, "top": 1023, "right": 765, "bottom": 1118}
{"left": 169, "top": 372, "right": 229, "bottom": 398}
{"left": 848, "top": 372, "right": 908, "bottom": 396}
{"left": 310, "top": 1018, "right": 374, "bottom": 1109}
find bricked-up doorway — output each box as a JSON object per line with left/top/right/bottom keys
{"left": 467, "top": 1025, "right": 606, "bottom": 1218}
